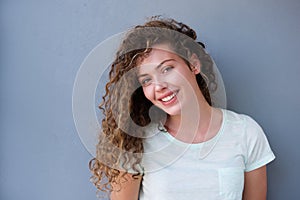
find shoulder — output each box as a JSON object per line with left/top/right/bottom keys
{"left": 221, "top": 109, "right": 267, "bottom": 143}
{"left": 223, "top": 109, "right": 254, "bottom": 122}
{"left": 223, "top": 109, "right": 263, "bottom": 131}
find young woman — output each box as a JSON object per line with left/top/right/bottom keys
{"left": 89, "top": 16, "right": 275, "bottom": 200}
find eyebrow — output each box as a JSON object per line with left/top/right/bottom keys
{"left": 137, "top": 59, "right": 175, "bottom": 78}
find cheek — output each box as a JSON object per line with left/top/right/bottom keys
{"left": 142, "top": 86, "right": 154, "bottom": 101}
{"left": 175, "top": 70, "right": 197, "bottom": 87}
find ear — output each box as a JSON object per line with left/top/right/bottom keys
{"left": 190, "top": 53, "right": 201, "bottom": 74}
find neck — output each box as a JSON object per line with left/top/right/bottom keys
{"left": 164, "top": 96, "right": 215, "bottom": 143}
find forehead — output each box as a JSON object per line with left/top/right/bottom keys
{"left": 137, "top": 45, "right": 180, "bottom": 67}
{"left": 136, "top": 50, "right": 177, "bottom": 77}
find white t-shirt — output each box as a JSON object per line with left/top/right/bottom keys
{"left": 139, "top": 109, "right": 275, "bottom": 200}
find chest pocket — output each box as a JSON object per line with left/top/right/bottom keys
{"left": 218, "top": 168, "right": 244, "bottom": 200}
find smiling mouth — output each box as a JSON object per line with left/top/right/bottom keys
{"left": 160, "top": 91, "right": 178, "bottom": 102}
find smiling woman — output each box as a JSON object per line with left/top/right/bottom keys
{"left": 89, "top": 16, "right": 275, "bottom": 200}
{"left": 137, "top": 46, "right": 205, "bottom": 118}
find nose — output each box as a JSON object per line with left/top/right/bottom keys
{"left": 154, "top": 80, "right": 168, "bottom": 92}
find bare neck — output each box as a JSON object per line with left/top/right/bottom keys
{"left": 164, "top": 99, "right": 222, "bottom": 144}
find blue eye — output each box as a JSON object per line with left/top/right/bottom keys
{"left": 162, "top": 66, "right": 173, "bottom": 73}
{"left": 140, "top": 78, "right": 151, "bottom": 86}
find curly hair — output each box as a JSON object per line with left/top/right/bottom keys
{"left": 89, "top": 16, "right": 216, "bottom": 196}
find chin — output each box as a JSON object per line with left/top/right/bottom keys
{"left": 162, "top": 107, "right": 181, "bottom": 117}
{"left": 153, "top": 102, "right": 182, "bottom": 117}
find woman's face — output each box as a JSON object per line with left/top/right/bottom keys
{"left": 137, "top": 44, "right": 201, "bottom": 117}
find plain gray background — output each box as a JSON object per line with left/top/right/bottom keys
{"left": 1, "top": 0, "right": 299, "bottom": 199}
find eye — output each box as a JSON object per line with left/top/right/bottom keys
{"left": 162, "top": 66, "right": 173, "bottom": 74}
{"left": 140, "top": 77, "right": 152, "bottom": 87}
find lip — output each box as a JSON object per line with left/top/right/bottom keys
{"left": 157, "top": 90, "right": 179, "bottom": 104}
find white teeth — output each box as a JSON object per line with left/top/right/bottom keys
{"left": 161, "top": 92, "right": 177, "bottom": 102}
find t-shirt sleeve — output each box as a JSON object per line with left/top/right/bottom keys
{"left": 243, "top": 115, "right": 275, "bottom": 172}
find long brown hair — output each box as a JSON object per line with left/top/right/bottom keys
{"left": 89, "top": 16, "right": 216, "bottom": 195}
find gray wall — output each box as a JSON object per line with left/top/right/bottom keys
{"left": 1, "top": 0, "right": 299, "bottom": 199}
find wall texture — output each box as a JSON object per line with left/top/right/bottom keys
{"left": 1, "top": 0, "right": 299, "bottom": 199}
